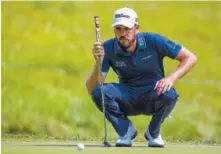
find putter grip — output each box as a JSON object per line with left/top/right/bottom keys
{"left": 94, "top": 16, "right": 102, "bottom": 65}
{"left": 94, "top": 16, "right": 103, "bottom": 83}
{"left": 94, "top": 16, "right": 100, "bottom": 42}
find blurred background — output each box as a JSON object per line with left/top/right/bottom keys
{"left": 1, "top": 1, "right": 221, "bottom": 142}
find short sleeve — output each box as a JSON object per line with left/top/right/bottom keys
{"left": 153, "top": 34, "right": 182, "bottom": 59}
{"left": 102, "top": 42, "right": 111, "bottom": 73}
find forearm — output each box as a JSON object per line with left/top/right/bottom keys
{"left": 167, "top": 55, "right": 197, "bottom": 82}
{"left": 86, "top": 63, "right": 100, "bottom": 94}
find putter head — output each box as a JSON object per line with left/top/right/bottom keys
{"left": 102, "top": 141, "right": 111, "bottom": 147}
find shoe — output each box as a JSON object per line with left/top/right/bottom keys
{"left": 144, "top": 129, "right": 165, "bottom": 147}
{"left": 115, "top": 123, "right": 137, "bottom": 147}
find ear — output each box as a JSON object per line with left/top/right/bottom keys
{"left": 135, "top": 24, "right": 139, "bottom": 33}
{"left": 135, "top": 24, "right": 139, "bottom": 30}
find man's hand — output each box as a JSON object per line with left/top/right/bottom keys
{"left": 154, "top": 46, "right": 197, "bottom": 96}
{"left": 92, "top": 41, "right": 104, "bottom": 62}
{"left": 154, "top": 77, "right": 175, "bottom": 95}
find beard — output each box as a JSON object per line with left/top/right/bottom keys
{"left": 117, "top": 34, "right": 136, "bottom": 50}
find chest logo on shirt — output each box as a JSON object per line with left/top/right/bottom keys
{"left": 115, "top": 61, "right": 127, "bottom": 68}
{"left": 141, "top": 55, "right": 152, "bottom": 60}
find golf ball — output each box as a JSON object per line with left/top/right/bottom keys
{"left": 77, "top": 143, "right": 85, "bottom": 150}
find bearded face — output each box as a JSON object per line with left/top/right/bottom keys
{"left": 114, "top": 25, "right": 139, "bottom": 50}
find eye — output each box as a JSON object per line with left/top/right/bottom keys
{"left": 125, "top": 27, "right": 132, "bottom": 31}
{"left": 115, "top": 27, "right": 121, "bottom": 31}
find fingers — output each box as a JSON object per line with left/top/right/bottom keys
{"left": 92, "top": 48, "right": 104, "bottom": 55}
{"left": 155, "top": 79, "right": 173, "bottom": 95}
{"left": 92, "top": 41, "right": 104, "bottom": 61}
{"left": 162, "top": 84, "right": 170, "bottom": 94}
{"left": 155, "top": 79, "right": 165, "bottom": 95}
{"left": 166, "top": 84, "right": 172, "bottom": 92}
{"left": 154, "top": 81, "right": 159, "bottom": 90}
{"left": 93, "top": 42, "right": 104, "bottom": 50}
{"left": 94, "top": 41, "right": 103, "bottom": 46}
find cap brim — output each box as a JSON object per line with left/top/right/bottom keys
{"left": 112, "top": 21, "right": 134, "bottom": 28}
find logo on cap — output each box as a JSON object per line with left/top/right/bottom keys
{"left": 115, "top": 13, "right": 130, "bottom": 19}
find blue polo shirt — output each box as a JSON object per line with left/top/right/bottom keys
{"left": 102, "top": 32, "right": 182, "bottom": 87}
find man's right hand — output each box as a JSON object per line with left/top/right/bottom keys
{"left": 92, "top": 41, "right": 104, "bottom": 62}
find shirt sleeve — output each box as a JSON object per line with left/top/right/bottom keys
{"left": 102, "top": 42, "right": 111, "bottom": 73}
{"left": 153, "top": 34, "right": 182, "bottom": 59}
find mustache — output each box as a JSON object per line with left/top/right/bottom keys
{"left": 119, "top": 36, "right": 127, "bottom": 40}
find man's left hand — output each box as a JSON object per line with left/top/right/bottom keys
{"left": 154, "top": 77, "right": 175, "bottom": 95}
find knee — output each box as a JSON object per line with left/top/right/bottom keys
{"left": 90, "top": 84, "right": 114, "bottom": 107}
{"left": 91, "top": 85, "right": 103, "bottom": 106}
{"left": 160, "top": 95, "right": 177, "bottom": 107}
{"left": 161, "top": 88, "right": 178, "bottom": 106}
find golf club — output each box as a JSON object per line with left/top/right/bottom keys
{"left": 94, "top": 16, "right": 111, "bottom": 147}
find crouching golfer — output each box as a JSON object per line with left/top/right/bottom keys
{"left": 86, "top": 7, "right": 197, "bottom": 147}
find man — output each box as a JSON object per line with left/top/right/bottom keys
{"left": 86, "top": 7, "right": 197, "bottom": 147}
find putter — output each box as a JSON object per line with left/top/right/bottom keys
{"left": 94, "top": 16, "right": 111, "bottom": 147}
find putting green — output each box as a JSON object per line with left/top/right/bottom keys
{"left": 2, "top": 141, "right": 221, "bottom": 154}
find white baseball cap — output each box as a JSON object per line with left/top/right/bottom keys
{"left": 112, "top": 7, "right": 139, "bottom": 28}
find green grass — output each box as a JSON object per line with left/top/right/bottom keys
{"left": 1, "top": 1, "right": 221, "bottom": 142}
{"left": 2, "top": 141, "right": 221, "bottom": 154}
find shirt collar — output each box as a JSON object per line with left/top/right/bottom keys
{"left": 114, "top": 32, "right": 147, "bottom": 56}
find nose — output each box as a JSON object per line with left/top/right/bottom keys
{"left": 121, "top": 29, "right": 128, "bottom": 36}
{"left": 119, "top": 30, "right": 128, "bottom": 38}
